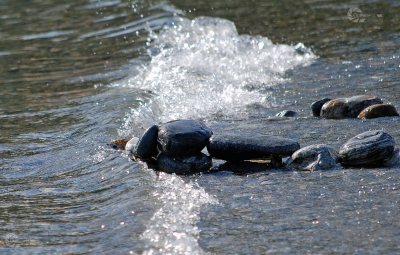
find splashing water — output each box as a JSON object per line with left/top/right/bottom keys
{"left": 141, "top": 173, "right": 218, "bottom": 255}
{"left": 118, "top": 16, "right": 315, "bottom": 136}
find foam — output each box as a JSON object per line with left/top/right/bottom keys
{"left": 117, "top": 16, "right": 315, "bottom": 136}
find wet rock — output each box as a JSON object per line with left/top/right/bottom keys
{"left": 134, "top": 125, "right": 159, "bottom": 160}
{"left": 157, "top": 153, "right": 212, "bottom": 174}
{"left": 339, "top": 130, "right": 395, "bottom": 166}
{"left": 287, "top": 144, "right": 338, "bottom": 171}
{"left": 320, "top": 95, "right": 382, "bottom": 119}
{"left": 275, "top": 110, "right": 297, "bottom": 117}
{"left": 383, "top": 148, "right": 400, "bottom": 167}
{"left": 207, "top": 133, "right": 300, "bottom": 162}
{"left": 157, "top": 119, "right": 212, "bottom": 157}
{"left": 357, "top": 104, "right": 399, "bottom": 119}
{"left": 311, "top": 98, "right": 331, "bottom": 117}
{"left": 108, "top": 139, "right": 128, "bottom": 150}
{"left": 125, "top": 137, "right": 139, "bottom": 153}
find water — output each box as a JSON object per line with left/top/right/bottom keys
{"left": 0, "top": 0, "right": 399, "bottom": 254}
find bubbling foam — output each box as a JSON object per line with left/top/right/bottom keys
{"left": 118, "top": 16, "right": 315, "bottom": 136}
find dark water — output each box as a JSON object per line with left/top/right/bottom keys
{"left": 0, "top": 0, "right": 399, "bottom": 254}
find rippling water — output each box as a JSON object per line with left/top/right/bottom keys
{"left": 1, "top": 0, "right": 400, "bottom": 254}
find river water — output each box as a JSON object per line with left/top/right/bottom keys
{"left": 0, "top": 0, "right": 399, "bottom": 254}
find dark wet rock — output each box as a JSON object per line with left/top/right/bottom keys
{"left": 275, "top": 110, "right": 297, "bottom": 117}
{"left": 157, "top": 153, "right": 212, "bottom": 174}
{"left": 134, "top": 125, "right": 159, "bottom": 160}
{"left": 157, "top": 119, "right": 212, "bottom": 157}
{"left": 207, "top": 133, "right": 300, "bottom": 162}
{"left": 383, "top": 148, "right": 400, "bottom": 167}
{"left": 216, "top": 160, "right": 285, "bottom": 175}
{"left": 107, "top": 139, "right": 128, "bottom": 150}
{"left": 320, "top": 95, "right": 382, "bottom": 119}
{"left": 357, "top": 104, "right": 399, "bottom": 119}
{"left": 339, "top": 130, "right": 395, "bottom": 166}
{"left": 311, "top": 98, "right": 331, "bottom": 117}
{"left": 287, "top": 144, "right": 338, "bottom": 171}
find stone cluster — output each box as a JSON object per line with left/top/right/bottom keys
{"left": 109, "top": 118, "right": 398, "bottom": 174}
{"left": 311, "top": 95, "right": 399, "bottom": 119}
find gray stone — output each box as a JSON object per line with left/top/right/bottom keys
{"left": 287, "top": 144, "right": 338, "bottom": 171}
{"left": 157, "top": 153, "right": 212, "bottom": 174}
{"left": 133, "top": 125, "right": 159, "bottom": 160}
{"left": 321, "top": 95, "right": 382, "bottom": 119}
{"left": 207, "top": 133, "right": 300, "bottom": 162}
{"left": 311, "top": 98, "right": 331, "bottom": 117}
{"left": 157, "top": 119, "right": 212, "bottom": 157}
{"left": 339, "top": 130, "right": 395, "bottom": 166}
{"left": 383, "top": 148, "right": 400, "bottom": 167}
{"left": 275, "top": 110, "right": 297, "bottom": 117}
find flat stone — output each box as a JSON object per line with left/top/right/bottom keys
{"left": 339, "top": 130, "right": 395, "bottom": 166}
{"left": 207, "top": 133, "right": 300, "bottom": 162}
{"left": 275, "top": 110, "right": 297, "bottom": 117}
{"left": 156, "top": 153, "right": 212, "bottom": 174}
{"left": 357, "top": 104, "right": 399, "bottom": 119}
{"left": 321, "top": 95, "right": 382, "bottom": 119}
{"left": 287, "top": 144, "right": 338, "bottom": 171}
{"left": 311, "top": 98, "right": 331, "bottom": 117}
{"left": 157, "top": 119, "right": 212, "bottom": 157}
{"left": 134, "top": 125, "right": 159, "bottom": 159}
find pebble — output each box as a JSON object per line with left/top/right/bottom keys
{"left": 311, "top": 98, "right": 331, "bottom": 117}
{"left": 287, "top": 144, "right": 338, "bottom": 171}
{"left": 357, "top": 104, "right": 399, "bottom": 119}
{"left": 321, "top": 95, "right": 382, "bottom": 119}
{"left": 275, "top": 110, "right": 297, "bottom": 117}
{"left": 338, "top": 130, "right": 395, "bottom": 166}
{"left": 207, "top": 133, "right": 300, "bottom": 162}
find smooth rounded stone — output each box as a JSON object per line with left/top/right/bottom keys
{"left": 339, "top": 130, "right": 395, "bottom": 166}
{"left": 311, "top": 98, "right": 331, "bottom": 117}
{"left": 107, "top": 139, "right": 128, "bottom": 150}
{"left": 133, "top": 125, "right": 159, "bottom": 160}
{"left": 287, "top": 144, "right": 338, "bottom": 171}
{"left": 357, "top": 104, "right": 399, "bottom": 119}
{"left": 157, "top": 119, "right": 212, "bottom": 157}
{"left": 156, "top": 153, "right": 212, "bottom": 174}
{"left": 320, "top": 95, "right": 382, "bottom": 119}
{"left": 275, "top": 110, "right": 297, "bottom": 117}
{"left": 207, "top": 133, "right": 300, "bottom": 162}
{"left": 125, "top": 137, "right": 139, "bottom": 153}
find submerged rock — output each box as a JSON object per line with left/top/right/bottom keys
{"left": 357, "top": 104, "right": 399, "bottom": 119}
{"left": 320, "top": 95, "right": 382, "bottom": 119}
{"left": 207, "top": 133, "right": 300, "bottom": 162}
{"left": 287, "top": 144, "right": 338, "bottom": 171}
{"left": 107, "top": 139, "right": 129, "bottom": 150}
{"left": 134, "top": 125, "right": 159, "bottom": 160}
{"left": 157, "top": 119, "right": 212, "bottom": 157}
{"left": 275, "top": 110, "right": 297, "bottom": 117}
{"left": 157, "top": 153, "right": 212, "bottom": 174}
{"left": 311, "top": 98, "right": 331, "bottom": 117}
{"left": 339, "top": 130, "right": 395, "bottom": 166}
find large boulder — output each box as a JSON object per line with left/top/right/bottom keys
{"left": 338, "top": 130, "right": 395, "bottom": 166}
{"left": 157, "top": 119, "right": 213, "bottom": 157}
{"left": 207, "top": 133, "right": 300, "bottom": 162}
{"left": 320, "top": 95, "right": 382, "bottom": 119}
{"left": 287, "top": 144, "right": 338, "bottom": 171}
